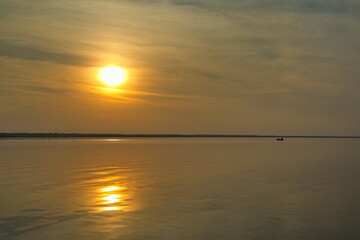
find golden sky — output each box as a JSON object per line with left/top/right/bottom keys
{"left": 0, "top": 0, "right": 359, "bottom": 135}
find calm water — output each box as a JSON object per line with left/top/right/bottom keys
{"left": 0, "top": 138, "right": 359, "bottom": 240}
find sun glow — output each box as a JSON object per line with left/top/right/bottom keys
{"left": 99, "top": 66, "right": 126, "bottom": 87}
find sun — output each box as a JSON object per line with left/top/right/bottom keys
{"left": 98, "top": 66, "right": 126, "bottom": 87}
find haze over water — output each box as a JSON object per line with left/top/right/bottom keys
{"left": 0, "top": 138, "right": 359, "bottom": 240}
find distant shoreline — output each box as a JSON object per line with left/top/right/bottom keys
{"left": 0, "top": 133, "right": 359, "bottom": 139}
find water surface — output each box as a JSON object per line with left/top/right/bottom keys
{"left": 0, "top": 138, "right": 359, "bottom": 239}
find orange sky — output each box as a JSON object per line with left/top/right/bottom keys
{"left": 0, "top": 0, "right": 359, "bottom": 135}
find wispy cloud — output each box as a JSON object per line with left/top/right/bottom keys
{"left": 0, "top": 40, "right": 96, "bottom": 66}
{"left": 170, "top": 0, "right": 360, "bottom": 14}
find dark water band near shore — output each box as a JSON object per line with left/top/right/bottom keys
{"left": 1, "top": 133, "right": 359, "bottom": 139}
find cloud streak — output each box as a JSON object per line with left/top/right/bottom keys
{"left": 0, "top": 40, "right": 96, "bottom": 66}
{"left": 170, "top": 0, "right": 360, "bottom": 14}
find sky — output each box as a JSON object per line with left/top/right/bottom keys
{"left": 0, "top": 0, "right": 359, "bottom": 135}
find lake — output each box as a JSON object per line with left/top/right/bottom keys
{"left": 0, "top": 138, "right": 359, "bottom": 240}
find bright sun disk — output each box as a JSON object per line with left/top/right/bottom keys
{"left": 99, "top": 66, "right": 126, "bottom": 87}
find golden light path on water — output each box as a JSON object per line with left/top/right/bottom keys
{"left": 89, "top": 170, "right": 128, "bottom": 212}
{"left": 102, "top": 186, "right": 121, "bottom": 192}
{"left": 82, "top": 145, "right": 138, "bottom": 213}
{"left": 98, "top": 186, "right": 124, "bottom": 211}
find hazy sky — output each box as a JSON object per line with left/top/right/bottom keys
{"left": 0, "top": 0, "right": 359, "bottom": 135}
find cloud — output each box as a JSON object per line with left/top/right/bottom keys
{"left": 170, "top": 0, "right": 360, "bottom": 14}
{"left": 0, "top": 39, "right": 96, "bottom": 66}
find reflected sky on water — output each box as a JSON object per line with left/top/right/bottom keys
{"left": 0, "top": 138, "right": 359, "bottom": 240}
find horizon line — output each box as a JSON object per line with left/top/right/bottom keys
{"left": 0, "top": 132, "right": 359, "bottom": 139}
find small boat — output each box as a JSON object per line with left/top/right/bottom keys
{"left": 276, "top": 137, "right": 284, "bottom": 141}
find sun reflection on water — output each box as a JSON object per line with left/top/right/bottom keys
{"left": 102, "top": 186, "right": 121, "bottom": 192}
{"left": 103, "top": 206, "right": 120, "bottom": 211}
{"left": 104, "top": 139, "right": 123, "bottom": 142}
{"left": 103, "top": 194, "right": 122, "bottom": 204}
{"left": 97, "top": 185, "right": 126, "bottom": 212}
